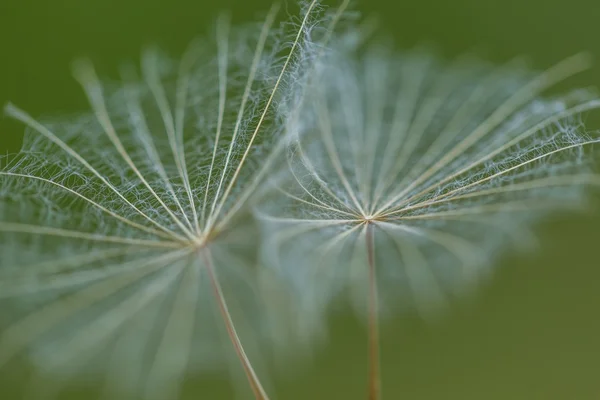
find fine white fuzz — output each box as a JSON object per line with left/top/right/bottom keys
{"left": 257, "top": 42, "right": 600, "bottom": 397}
{"left": 0, "top": 1, "right": 351, "bottom": 399}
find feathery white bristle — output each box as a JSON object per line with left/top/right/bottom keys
{"left": 0, "top": 1, "right": 351, "bottom": 398}
{"left": 257, "top": 43, "right": 599, "bottom": 398}
{"left": 1, "top": 0, "right": 599, "bottom": 398}
{"left": 259, "top": 43, "right": 600, "bottom": 324}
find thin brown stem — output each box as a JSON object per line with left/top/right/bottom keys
{"left": 202, "top": 249, "right": 269, "bottom": 400}
{"left": 366, "top": 223, "right": 381, "bottom": 400}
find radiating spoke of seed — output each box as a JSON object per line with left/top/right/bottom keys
{"left": 380, "top": 225, "right": 448, "bottom": 319}
{"left": 201, "top": 13, "right": 230, "bottom": 229}
{"left": 256, "top": 214, "right": 358, "bottom": 226}
{"left": 72, "top": 61, "right": 196, "bottom": 240}
{"left": 388, "top": 58, "right": 526, "bottom": 205}
{"left": 315, "top": 89, "right": 365, "bottom": 214}
{"left": 276, "top": 187, "right": 357, "bottom": 218}
{"left": 267, "top": 223, "right": 353, "bottom": 269}
{"left": 374, "top": 56, "right": 476, "bottom": 209}
{"left": 0, "top": 247, "right": 152, "bottom": 296}
{"left": 120, "top": 65, "right": 194, "bottom": 231}
{"left": 382, "top": 99, "right": 600, "bottom": 215}
{"left": 22, "top": 262, "right": 185, "bottom": 400}
{"left": 378, "top": 221, "right": 484, "bottom": 287}
{"left": 1, "top": 247, "right": 136, "bottom": 278}
{"left": 218, "top": 0, "right": 352, "bottom": 231}
{"left": 101, "top": 285, "right": 170, "bottom": 400}
{"left": 0, "top": 222, "right": 182, "bottom": 249}
{"left": 360, "top": 54, "right": 388, "bottom": 214}
{"left": 295, "top": 141, "right": 355, "bottom": 212}
{"left": 375, "top": 53, "right": 593, "bottom": 214}
{"left": 141, "top": 51, "right": 199, "bottom": 237}
{"left": 286, "top": 145, "right": 357, "bottom": 215}
{"left": 0, "top": 249, "right": 191, "bottom": 368}
{"left": 208, "top": 0, "right": 325, "bottom": 230}
{"left": 371, "top": 55, "right": 433, "bottom": 207}
{"left": 0, "top": 172, "right": 176, "bottom": 241}
{"left": 384, "top": 173, "right": 600, "bottom": 218}
{"left": 4, "top": 104, "right": 185, "bottom": 241}
{"left": 174, "top": 40, "right": 204, "bottom": 234}
{"left": 418, "top": 138, "right": 600, "bottom": 206}
{"left": 145, "top": 259, "right": 199, "bottom": 400}
{"left": 314, "top": 222, "right": 363, "bottom": 257}
{"left": 391, "top": 199, "right": 576, "bottom": 222}
{"left": 0, "top": 250, "right": 173, "bottom": 298}
{"left": 206, "top": 3, "right": 280, "bottom": 231}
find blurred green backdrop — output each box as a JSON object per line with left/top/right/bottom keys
{"left": 1, "top": 0, "right": 599, "bottom": 399}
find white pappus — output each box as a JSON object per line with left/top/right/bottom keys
{"left": 257, "top": 38, "right": 600, "bottom": 399}
{"left": 0, "top": 1, "right": 352, "bottom": 399}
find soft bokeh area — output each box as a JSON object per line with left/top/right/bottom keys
{"left": 1, "top": 0, "right": 599, "bottom": 399}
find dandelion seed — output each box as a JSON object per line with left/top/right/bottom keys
{"left": 0, "top": 1, "right": 351, "bottom": 399}
{"left": 258, "top": 41, "right": 600, "bottom": 399}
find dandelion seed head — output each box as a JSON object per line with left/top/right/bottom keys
{"left": 0, "top": 1, "right": 351, "bottom": 397}
{"left": 258, "top": 40, "right": 600, "bottom": 327}
{"left": 1, "top": 0, "right": 598, "bottom": 396}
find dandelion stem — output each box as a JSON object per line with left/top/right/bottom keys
{"left": 365, "top": 223, "right": 381, "bottom": 400}
{"left": 202, "top": 249, "right": 270, "bottom": 400}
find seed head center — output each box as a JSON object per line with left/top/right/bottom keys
{"left": 360, "top": 213, "right": 385, "bottom": 224}
{"left": 363, "top": 214, "right": 376, "bottom": 223}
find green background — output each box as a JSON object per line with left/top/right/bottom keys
{"left": 1, "top": 0, "right": 599, "bottom": 399}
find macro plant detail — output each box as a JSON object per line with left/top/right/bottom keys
{"left": 0, "top": 1, "right": 353, "bottom": 399}
{"left": 258, "top": 44, "right": 600, "bottom": 398}
{"left": 0, "top": 0, "right": 599, "bottom": 398}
